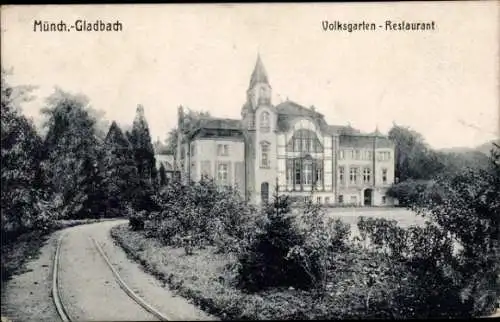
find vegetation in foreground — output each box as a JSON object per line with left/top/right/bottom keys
{"left": 114, "top": 142, "right": 499, "bottom": 319}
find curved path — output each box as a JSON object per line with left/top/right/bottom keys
{"left": 2, "top": 220, "right": 216, "bottom": 322}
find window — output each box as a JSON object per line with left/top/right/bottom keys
{"left": 364, "top": 151, "right": 372, "bottom": 160}
{"left": 260, "top": 111, "right": 270, "bottom": 132}
{"left": 350, "top": 195, "right": 357, "bottom": 204}
{"left": 338, "top": 195, "right": 344, "bottom": 204}
{"left": 217, "top": 163, "right": 228, "bottom": 184}
{"left": 248, "top": 117, "right": 255, "bottom": 129}
{"left": 346, "top": 150, "right": 354, "bottom": 159}
{"left": 325, "top": 197, "right": 330, "bottom": 204}
{"left": 286, "top": 160, "right": 293, "bottom": 185}
{"left": 339, "top": 150, "right": 344, "bottom": 160}
{"left": 287, "top": 129, "right": 324, "bottom": 153}
{"left": 317, "top": 197, "right": 322, "bottom": 204}
{"left": 349, "top": 167, "right": 358, "bottom": 184}
{"left": 303, "top": 161, "right": 313, "bottom": 185}
{"left": 295, "top": 159, "right": 301, "bottom": 184}
{"left": 377, "top": 151, "right": 391, "bottom": 161}
{"left": 339, "top": 166, "right": 345, "bottom": 184}
{"left": 217, "top": 144, "right": 229, "bottom": 156}
{"left": 382, "top": 168, "right": 388, "bottom": 184}
{"left": 315, "top": 165, "right": 323, "bottom": 187}
{"left": 382, "top": 196, "right": 387, "bottom": 204}
{"left": 354, "top": 150, "right": 361, "bottom": 160}
{"left": 260, "top": 142, "right": 270, "bottom": 168}
{"left": 363, "top": 168, "right": 371, "bottom": 184}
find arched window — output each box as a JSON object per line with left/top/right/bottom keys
{"left": 287, "top": 129, "right": 324, "bottom": 153}
{"left": 260, "top": 111, "right": 270, "bottom": 132}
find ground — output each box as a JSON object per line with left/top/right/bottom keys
{"left": 1, "top": 220, "right": 215, "bottom": 322}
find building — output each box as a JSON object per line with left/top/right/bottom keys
{"left": 177, "top": 55, "right": 396, "bottom": 206}
{"left": 153, "top": 139, "right": 180, "bottom": 183}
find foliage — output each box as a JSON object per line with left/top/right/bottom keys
{"left": 164, "top": 107, "right": 211, "bottom": 155}
{"left": 287, "top": 198, "right": 351, "bottom": 293}
{"left": 102, "top": 121, "right": 139, "bottom": 217}
{"left": 40, "top": 88, "right": 107, "bottom": 219}
{"left": 1, "top": 69, "right": 48, "bottom": 238}
{"left": 411, "top": 143, "right": 500, "bottom": 316}
{"left": 145, "top": 176, "right": 256, "bottom": 254}
{"left": 129, "top": 104, "right": 157, "bottom": 183}
{"left": 388, "top": 123, "right": 444, "bottom": 181}
{"left": 158, "top": 162, "right": 167, "bottom": 186}
{"left": 236, "top": 188, "right": 311, "bottom": 292}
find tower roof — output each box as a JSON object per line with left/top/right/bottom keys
{"left": 249, "top": 54, "right": 269, "bottom": 89}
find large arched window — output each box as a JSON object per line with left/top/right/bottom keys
{"left": 260, "top": 111, "right": 270, "bottom": 132}
{"left": 286, "top": 129, "right": 324, "bottom": 153}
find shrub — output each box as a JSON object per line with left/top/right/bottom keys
{"left": 128, "top": 205, "right": 146, "bottom": 231}
{"left": 236, "top": 190, "right": 313, "bottom": 292}
{"left": 287, "top": 198, "right": 352, "bottom": 293}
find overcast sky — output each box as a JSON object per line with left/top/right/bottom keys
{"left": 1, "top": 2, "right": 498, "bottom": 149}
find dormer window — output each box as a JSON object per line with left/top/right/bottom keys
{"left": 260, "top": 111, "right": 270, "bottom": 133}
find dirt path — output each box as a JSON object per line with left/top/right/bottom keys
{"left": 2, "top": 220, "right": 216, "bottom": 321}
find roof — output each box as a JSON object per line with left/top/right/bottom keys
{"left": 339, "top": 134, "right": 394, "bottom": 148}
{"left": 186, "top": 117, "right": 243, "bottom": 140}
{"left": 198, "top": 117, "right": 241, "bottom": 130}
{"left": 249, "top": 55, "right": 269, "bottom": 89}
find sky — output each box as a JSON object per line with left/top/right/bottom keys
{"left": 1, "top": 2, "right": 499, "bottom": 149}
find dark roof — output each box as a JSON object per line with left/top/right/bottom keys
{"left": 249, "top": 55, "right": 269, "bottom": 89}
{"left": 198, "top": 117, "right": 241, "bottom": 130}
{"left": 275, "top": 100, "right": 323, "bottom": 117}
{"left": 339, "top": 134, "right": 394, "bottom": 148}
{"left": 187, "top": 117, "right": 243, "bottom": 140}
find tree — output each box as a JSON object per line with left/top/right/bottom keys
{"left": 129, "top": 104, "right": 156, "bottom": 182}
{"left": 128, "top": 104, "right": 158, "bottom": 211}
{"left": 164, "top": 108, "right": 211, "bottom": 154}
{"left": 412, "top": 143, "right": 500, "bottom": 316}
{"left": 159, "top": 162, "right": 167, "bottom": 186}
{"left": 1, "top": 69, "right": 46, "bottom": 236}
{"left": 388, "top": 124, "right": 444, "bottom": 181}
{"left": 41, "top": 88, "right": 106, "bottom": 218}
{"left": 102, "top": 121, "right": 139, "bottom": 217}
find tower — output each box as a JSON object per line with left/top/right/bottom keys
{"left": 241, "top": 54, "right": 273, "bottom": 130}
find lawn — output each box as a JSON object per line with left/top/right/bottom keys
{"left": 312, "top": 207, "right": 427, "bottom": 238}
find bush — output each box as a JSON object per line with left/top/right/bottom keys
{"left": 146, "top": 176, "right": 257, "bottom": 254}
{"left": 236, "top": 191, "right": 313, "bottom": 292}
{"left": 128, "top": 205, "right": 146, "bottom": 231}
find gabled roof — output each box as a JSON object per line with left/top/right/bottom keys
{"left": 339, "top": 134, "right": 394, "bottom": 148}
{"left": 249, "top": 55, "right": 270, "bottom": 89}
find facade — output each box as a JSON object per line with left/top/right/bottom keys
{"left": 177, "top": 55, "right": 396, "bottom": 206}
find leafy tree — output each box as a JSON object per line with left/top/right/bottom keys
{"left": 41, "top": 88, "right": 106, "bottom": 218}
{"left": 388, "top": 123, "right": 444, "bottom": 181}
{"left": 412, "top": 143, "right": 500, "bottom": 316}
{"left": 165, "top": 108, "right": 210, "bottom": 154}
{"left": 102, "top": 121, "right": 139, "bottom": 217}
{"left": 1, "top": 69, "right": 47, "bottom": 236}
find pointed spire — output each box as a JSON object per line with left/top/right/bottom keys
{"left": 249, "top": 54, "right": 269, "bottom": 89}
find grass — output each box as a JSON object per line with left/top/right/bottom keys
{"left": 1, "top": 218, "right": 118, "bottom": 285}
{"left": 111, "top": 224, "right": 326, "bottom": 320}
{"left": 111, "top": 223, "right": 394, "bottom": 320}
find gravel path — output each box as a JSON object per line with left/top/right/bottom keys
{"left": 1, "top": 231, "right": 62, "bottom": 322}
{"left": 2, "top": 220, "right": 216, "bottom": 321}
